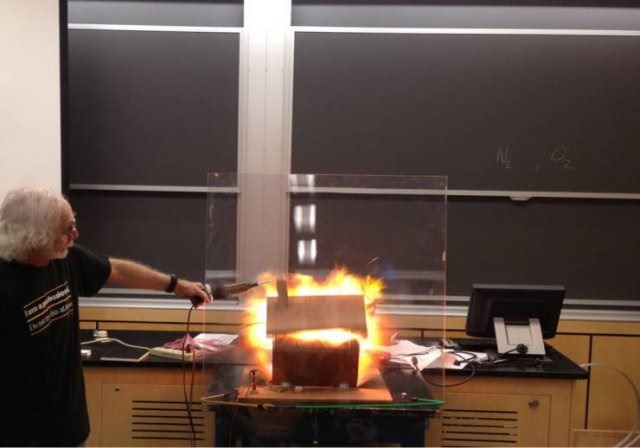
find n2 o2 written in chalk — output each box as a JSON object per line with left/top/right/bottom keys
{"left": 496, "top": 146, "right": 574, "bottom": 171}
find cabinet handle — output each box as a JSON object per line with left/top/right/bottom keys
{"left": 528, "top": 399, "right": 539, "bottom": 409}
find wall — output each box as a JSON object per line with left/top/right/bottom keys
{"left": 0, "top": 0, "right": 61, "bottom": 198}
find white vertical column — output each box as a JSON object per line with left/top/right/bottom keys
{"left": 236, "top": 0, "right": 293, "bottom": 280}
{"left": 0, "top": 0, "right": 62, "bottom": 197}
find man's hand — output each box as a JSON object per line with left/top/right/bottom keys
{"left": 174, "top": 279, "right": 212, "bottom": 307}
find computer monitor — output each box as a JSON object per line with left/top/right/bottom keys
{"left": 465, "top": 284, "right": 565, "bottom": 356}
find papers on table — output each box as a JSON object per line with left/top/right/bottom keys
{"left": 376, "top": 339, "right": 434, "bottom": 358}
{"left": 372, "top": 340, "right": 488, "bottom": 371}
{"left": 427, "top": 349, "right": 489, "bottom": 370}
{"left": 192, "top": 333, "right": 238, "bottom": 348}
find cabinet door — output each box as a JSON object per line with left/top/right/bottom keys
{"left": 589, "top": 336, "right": 640, "bottom": 430}
{"left": 426, "top": 392, "right": 550, "bottom": 447}
{"left": 100, "top": 384, "right": 214, "bottom": 447}
{"left": 84, "top": 379, "right": 102, "bottom": 447}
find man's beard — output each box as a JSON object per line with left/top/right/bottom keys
{"left": 50, "top": 243, "right": 73, "bottom": 260}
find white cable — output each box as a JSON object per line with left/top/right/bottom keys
{"left": 80, "top": 337, "right": 151, "bottom": 351}
{"left": 580, "top": 363, "right": 640, "bottom": 447}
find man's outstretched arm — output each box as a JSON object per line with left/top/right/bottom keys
{"left": 108, "top": 257, "right": 211, "bottom": 305}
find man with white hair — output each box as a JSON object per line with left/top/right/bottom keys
{"left": 0, "top": 186, "right": 211, "bottom": 446}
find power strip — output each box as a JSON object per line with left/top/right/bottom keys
{"left": 149, "top": 347, "right": 194, "bottom": 361}
{"left": 93, "top": 329, "right": 108, "bottom": 338}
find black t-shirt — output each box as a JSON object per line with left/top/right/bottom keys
{"left": 0, "top": 245, "right": 111, "bottom": 447}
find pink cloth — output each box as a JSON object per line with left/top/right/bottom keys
{"left": 163, "top": 334, "right": 230, "bottom": 358}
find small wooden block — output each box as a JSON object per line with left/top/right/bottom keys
{"left": 266, "top": 294, "right": 367, "bottom": 336}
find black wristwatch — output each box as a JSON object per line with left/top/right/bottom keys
{"left": 166, "top": 274, "right": 178, "bottom": 293}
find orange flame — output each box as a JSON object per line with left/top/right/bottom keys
{"left": 243, "top": 269, "right": 387, "bottom": 385}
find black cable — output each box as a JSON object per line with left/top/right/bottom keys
{"left": 451, "top": 350, "right": 479, "bottom": 365}
{"left": 189, "top": 343, "right": 197, "bottom": 440}
{"left": 182, "top": 305, "right": 197, "bottom": 446}
{"left": 228, "top": 371, "right": 254, "bottom": 446}
{"left": 236, "top": 321, "right": 265, "bottom": 330}
{"left": 479, "top": 346, "right": 525, "bottom": 368}
{"left": 501, "top": 346, "right": 522, "bottom": 356}
{"left": 422, "top": 352, "right": 477, "bottom": 388}
{"left": 384, "top": 352, "right": 477, "bottom": 387}
{"left": 390, "top": 349, "right": 437, "bottom": 358}
{"left": 386, "top": 359, "right": 476, "bottom": 388}
{"left": 227, "top": 401, "right": 238, "bottom": 447}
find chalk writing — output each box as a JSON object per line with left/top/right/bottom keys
{"left": 496, "top": 145, "right": 576, "bottom": 171}
{"left": 496, "top": 146, "right": 512, "bottom": 169}
{"left": 550, "top": 146, "right": 574, "bottom": 170}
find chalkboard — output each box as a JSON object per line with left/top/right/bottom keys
{"left": 283, "top": 191, "right": 640, "bottom": 300}
{"left": 68, "top": 29, "right": 239, "bottom": 186}
{"left": 292, "top": 31, "right": 640, "bottom": 193}
{"left": 447, "top": 197, "right": 640, "bottom": 299}
{"left": 69, "top": 190, "right": 237, "bottom": 282}
{"left": 288, "top": 194, "right": 447, "bottom": 297}
{"left": 292, "top": 1, "right": 640, "bottom": 30}
{"left": 69, "top": 0, "right": 243, "bottom": 27}
{"left": 292, "top": 29, "right": 640, "bottom": 301}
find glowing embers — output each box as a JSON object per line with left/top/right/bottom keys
{"left": 272, "top": 333, "right": 360, "bottom": 388}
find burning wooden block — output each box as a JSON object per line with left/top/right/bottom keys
{"left": 272, "top": 334, "right": 360, "bottom": 388}
{"left": 267, "top": 293, "right": 367, "bottom": 388}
